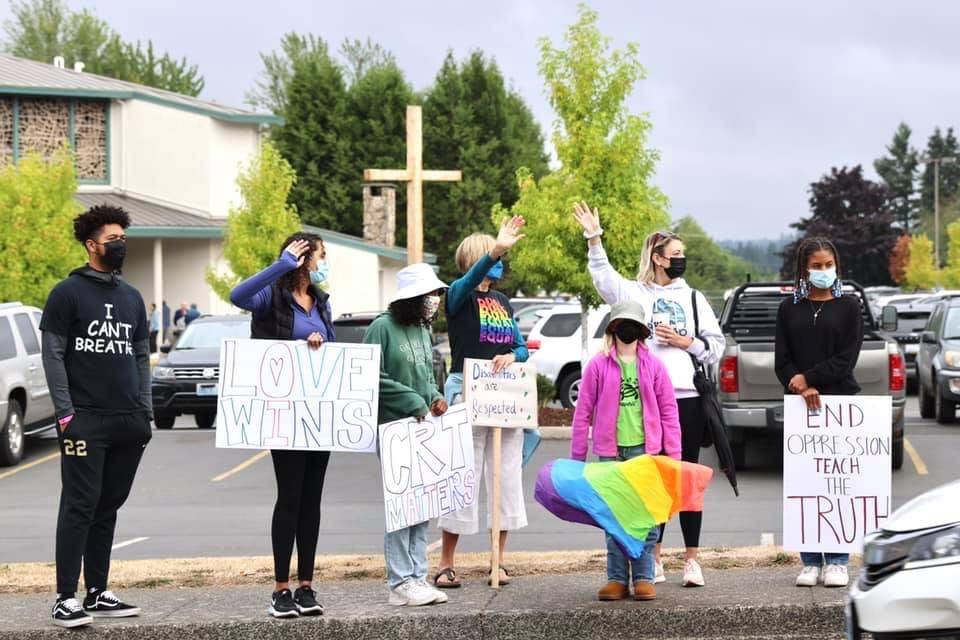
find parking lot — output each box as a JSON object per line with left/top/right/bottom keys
{"left": 0, "top": 397, "right": 954, "bottom": 564}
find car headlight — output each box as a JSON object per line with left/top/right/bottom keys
{"left": 908, "top": 525, "right": 960, "bottom": 563}
{"left": 153, "top": 366, "right": 175, "bottom": 380}
{"left": 945, "top": 351, "right": 960, "bottom": 368}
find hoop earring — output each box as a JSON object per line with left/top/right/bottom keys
{"left": 832, "top": 278, "right": 843, "bottom": 298}
{"left": 794, "top": 278, "right": 809, "bottom": 304}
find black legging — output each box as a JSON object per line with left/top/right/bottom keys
{"left": 270, "top": 450, "right": 331, "bottom": 583}
{"left": 659, "top": 397, "right": 705, "bottom": 548}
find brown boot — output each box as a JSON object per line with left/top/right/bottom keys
{"left": 633, "top": 582, "right": 656, "bottom": 601}
{"left": 597, "top": 581, "right": 629, "bottom": 601}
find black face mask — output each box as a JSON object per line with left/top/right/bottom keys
{"left": 614, "top": 321, "right": 643, "bottom": 344}
{"left": 664, "top": 257, "right": 687, "bottom": 279}
{"left": 100, "top": 240, "right": 127, "bottom": 271}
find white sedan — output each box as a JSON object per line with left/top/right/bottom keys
{"left": 847, "top": 479, "right": 960, "bottom": 639}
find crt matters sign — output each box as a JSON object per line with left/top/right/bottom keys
{"left": 215, "top": 339, "right": 381, "bottom": 453}
{"left": 782, "top": 395, "right": 892, "bottom": 553}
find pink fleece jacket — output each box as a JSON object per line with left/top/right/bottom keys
{"left": 571, "top": 346, "right": 682, "bottom": 461}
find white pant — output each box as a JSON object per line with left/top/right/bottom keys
{"left": 438, "top": 426, "right": 528, "bottom": 535}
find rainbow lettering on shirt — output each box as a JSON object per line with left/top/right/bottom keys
{"left": 477, "top": 297, "right": 514, "bottom": 345}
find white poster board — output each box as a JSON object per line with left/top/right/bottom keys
{"left": 782, "top": 395, "right": 892, "bottom": 553}
{"left": 463, "top": 358, "right": 538, "bottom": 428}
{"left": 216, "top": 339, "right": 380, "bottom": 452}
{"left": 378, "top": 404, "right": 477, "bottom": 532}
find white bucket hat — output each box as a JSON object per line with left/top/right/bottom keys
{"left": 390, "top": 263, "right": 448, "bottom": 303}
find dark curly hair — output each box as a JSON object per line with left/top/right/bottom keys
{"left": 793, "top": 237, "right": 841, "bottom": 288}
{"left": 276, "top": 232, "right": 324, "bottom": 292}
{"left": 389, "top": 294, "right": 434, "bottom": 327}
{"left": 73, "top": 205, "right": 131, "bottom": 243}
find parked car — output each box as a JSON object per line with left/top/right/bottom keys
{"left": 916, "top": 297, "right": 960, "bottom": 424}
{"left": 513, "top": 302, "right": 576, "bottom": 338}
{"left": 888, "top": 291, "right": 960, "bottom": 386}
{"left": 152, "top": 315, "right": 250, "bottom": 429}
{"left": 718, "top": 282, "right": 905, "bottom": 470}
{"left": 0, "top": 302, "right": 56, "bottom": 466}
{"left": 332, "top": 312, "right": 447, "bottom": 391}
{"left": 527, "top": 304, "right": 610, "bottom": 409}
{"left": 846, "top": 479, "right": 960, "bottom": 639}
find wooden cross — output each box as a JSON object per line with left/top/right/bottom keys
{"left": 364, "top": 105, "right": 461, "bottom": 264}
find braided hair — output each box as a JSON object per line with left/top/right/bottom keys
{"left": 793, "top": 236, "right": 841, "bottom": 288}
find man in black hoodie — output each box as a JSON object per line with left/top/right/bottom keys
{"left": 40, "top": 205, "right": 152, "bottom": 628}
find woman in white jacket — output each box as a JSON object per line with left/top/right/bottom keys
{"left": 573, "top": 201, "right": 724, "bottom": 588}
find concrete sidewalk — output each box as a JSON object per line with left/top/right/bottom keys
{"left": 0, "top": 567, "right": 848, "bottom": 639}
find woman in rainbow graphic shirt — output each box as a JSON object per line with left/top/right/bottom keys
{"left": 433, "top": 217, "right": 529, "bottom": 589}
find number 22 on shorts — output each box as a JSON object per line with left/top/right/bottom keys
{"left": 63, "top": 439, "right": 87, "bottom": 457}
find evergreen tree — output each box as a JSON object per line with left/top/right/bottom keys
{"left": 674, "top": 217, "right": 759, "bottom": 292}
{"left": 919, "top": 127, "right": 960, "bottom": 214}
{"left": 874, "top": 122, "right": 919, "bottom": 233}
{"left": 780, "top": 166, "right": 898, "bottom": 286}
{"left": 245, "top": 32, "right": 327, "bottom": 115}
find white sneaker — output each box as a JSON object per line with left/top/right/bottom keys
{"left": 682, "top": 559, "right": 705, "bottom": 587}
{"left": 388, "top": 580, "right": 437, "bottom": 607}
{"left": 795, "top": 566, "right": 821, "bottom": 587}
{"left": 654, "top": 561, "right": 666, "bottom": 584}
{"left": 418, "top": 580, "right": 448, "bottom": 604}
{"left": 822, "top": 565, "right": 849, "bottom": 588}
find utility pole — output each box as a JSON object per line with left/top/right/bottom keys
{"left": 920, "top": 155, "right": 957, "bottom": 267}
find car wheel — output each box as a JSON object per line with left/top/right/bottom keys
{"left": 194, "top": 412, "right": 216, "bottom": 429}
{"left": 935, "top": 387, "right": 957, "bottom": 424}
{"left": 557, "top": 369, "right": 582, "bottom": 410}
{"left": 153, "top": 412, "right": 176, "bottom": 430}
{"left": 919, "top": 376, "right": 935, "bottom": 419}
{"left": 0, "top": 399, "right": 25, "bottom": 467}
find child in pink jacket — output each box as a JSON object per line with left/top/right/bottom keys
{"left": 570, "top": 301, "right": 681, "bottom": 602}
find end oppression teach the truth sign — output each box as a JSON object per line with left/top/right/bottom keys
{"left": 782, "top": 395, "right": 892, "bottom": 554}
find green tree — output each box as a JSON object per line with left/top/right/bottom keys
{"left": 919, "top": 127, "right": 960, "bottom": 215}
{"left": 0, "top": 148, "right": 83, "bottom": 307}
{"left": 942, "top": 221, "right": 960, "bottom": 288}
{"left": 494, "top": 5, "right": 669, "bottom": 349}
{"left": 272, "top": 48, "right": 352, "bottom": 231}
{"left": 902, "top": 234, "right": 939, "bottom": 291}
{"left": 874, "top": 122, "right": 919, "bottom": 233}
{"left": 674, "top": 217, "right": 763, "bottom": 295}
{"left": 339, "top": 37, "right": 397, "bottom": 86}
{"left": 3, "top": 0, "right": 204, "bottom": 96}
{"left": 245, "top": 32, "right": 328, "bottom": 115}
{"left": 423, "top": 50, "right": 549, "bottom": 283}
{"left": 206, "top": 142, "right": 301, "bottom": 302}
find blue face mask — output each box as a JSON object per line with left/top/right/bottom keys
{"left": 486, "top": 260, "right": 504, "bottom": 281}
{"left": 808, "top": 268, "right": 836, "bottom": 290}
{"left": 310, "top": 261, "right": 330, "bottom": 284}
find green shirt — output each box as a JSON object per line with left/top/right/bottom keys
{"left": 616, "top": 357, "right": 644, "bottom": 447}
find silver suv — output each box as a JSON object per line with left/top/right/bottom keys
{"left": 0, "top": 302, "right": 57, "bottom": 466}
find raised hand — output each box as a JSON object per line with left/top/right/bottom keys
{"left": 572, "top": 201, "right": 601, "bottom": 236}
{"left": 283, "top": 239, "right": 312, "bottom": 267}
{"left": 492, "top": 216, "right": 526, "bottom": 259}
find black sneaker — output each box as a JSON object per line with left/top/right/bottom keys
{"left": 52, "top": 597, "right": 93, "bottom": 628}
{"left": 293, "top": 586, "right": 324, "bottom": 616}
{"left": 269, "top": 589, "right": 299, "bottom": 618}
{"left": 83, "top": 590, "right": 141, "bottom": 618}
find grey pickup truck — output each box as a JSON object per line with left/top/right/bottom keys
{"left": 717, "top": 282, "right": 905, "bottom": 471}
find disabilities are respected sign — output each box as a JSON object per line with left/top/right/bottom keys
{"left": 782, "top": 395, "right": 892, "bottom": 554}
{"left": 216, "top": 339, "right": 380, "bottom": 453}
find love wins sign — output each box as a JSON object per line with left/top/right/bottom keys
{"left": 216, "top": 339, "right": 381, "bottom": 452}
{"left": 463, "top": 358, "right": 538, "bottom": 428}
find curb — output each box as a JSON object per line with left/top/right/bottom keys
{"left": 539, "top": 426, "right": 572, "bottom": 439}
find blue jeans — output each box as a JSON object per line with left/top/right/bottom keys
{"left": 599, "top": 444, "right": 658, "bottom": 585}
{"left": 384, "top": 521, "right": 429, "bottom": 589}
{"left": 801, "top": 552, "right": 849, "bottom": 567}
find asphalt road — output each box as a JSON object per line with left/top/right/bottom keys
{"left": 1, "top": 398, "right": 956, "bottom": 563}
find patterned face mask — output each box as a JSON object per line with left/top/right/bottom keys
{"left": 422, "top": 295, "right": 441, "bottom": 319}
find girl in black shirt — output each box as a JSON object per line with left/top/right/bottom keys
{"left": 775, "top": 237, "right": 863, "bottom": 589}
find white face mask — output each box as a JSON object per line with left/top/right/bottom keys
{"left": 422, "top": 295, "right": 441, "bottom": 319}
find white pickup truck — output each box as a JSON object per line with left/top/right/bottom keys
{"left": 717, "top": 282, "right": 905, "bottom": 470}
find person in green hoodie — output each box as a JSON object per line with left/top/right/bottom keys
{"left": 363, "top": 263, "right": 450, "bottom": 607}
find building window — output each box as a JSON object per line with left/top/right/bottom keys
{"left": 0, "top": 96, "right": 109, "bottom": 182}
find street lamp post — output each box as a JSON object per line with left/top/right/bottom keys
{"left": 920, "top": 155, "right": 957, "bottom": 267}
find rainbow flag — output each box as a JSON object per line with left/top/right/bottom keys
{"left": 535, "top": 456, "right": 713, "bottom": 559}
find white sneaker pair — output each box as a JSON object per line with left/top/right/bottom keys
{"left": 653, "top": 559, "right": 705, "bottom": 587}
{"left": 795, "top": 565, "right": 849, "bottom": 588}
{"left": 388, "top": 580, "right": 447, "bottom": 607}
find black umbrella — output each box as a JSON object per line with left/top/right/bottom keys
{"left": 692, "top": 369, "right": 740, "bottom": 497}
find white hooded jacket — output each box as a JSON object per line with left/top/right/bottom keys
{"left": 588, "top": 244, "right": 725, "bottom": 398}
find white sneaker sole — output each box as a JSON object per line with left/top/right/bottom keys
{"left": 53, "top": 616, "right": 93, "bottom": 628}
{"left": 86, "top": 607, "right": 141, "bottom": 618}
{"left": 823, "top": 580, "right": 849, "bottom": 588}
{"left": 431, "top": 590, "right": 448, "bottom": 604}
{"left": 296, "top": 604, "right": 324, "bottom": 616}
{"left": 268, "top": 606, "right": 300, "bottom": 618}
{"left": 682, "top": 578, "right": 705, "bottom": 587}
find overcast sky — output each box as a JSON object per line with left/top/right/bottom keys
{"left": 4, "top": 0, "right": 958, "bottom": 240}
